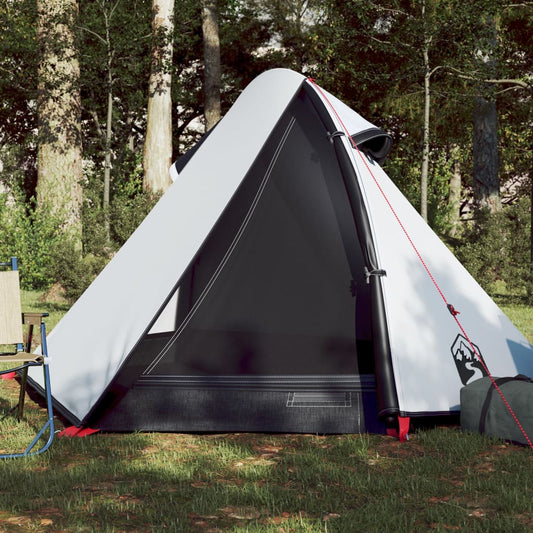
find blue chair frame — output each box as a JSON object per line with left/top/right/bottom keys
{"left": 0, "top": 257, "right": 55, "bottom": 458}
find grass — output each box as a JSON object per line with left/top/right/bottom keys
{"left": 0, "top": 291, "right": 532, "bottom": 532}
{"left": 496, "top": 297, "right": 533, "bottom": 344}
{"left": 19, "top": 289, "right": 70, "bottom": 332}
{"left": 0, "top": 422, "right": 532, "bottom": 532}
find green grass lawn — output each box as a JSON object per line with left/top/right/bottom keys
{"left": 0, "top": 291, "right": 531, "bottom": 532}
{"left": 19, "top": 288, "right": 71, "bottom": 332}
{"left": 0, "top": 420, "right": 531, "bottom": 532}
{"left": 497, "top": 300, "right": 533, "bottom": 345}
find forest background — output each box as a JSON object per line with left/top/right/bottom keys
{"left": 0, "top": 0, "right": 531, "bottom": 303}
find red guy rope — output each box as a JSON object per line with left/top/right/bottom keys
{"left": 306, "top": 77, "right": 533, "bottom": 450}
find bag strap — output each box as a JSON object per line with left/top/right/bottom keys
{"left": 479, "top": 375, "right": 531, "bottom": 434}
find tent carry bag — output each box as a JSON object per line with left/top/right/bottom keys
{"left": 460, "top": 375, "right": 533, "bottom": 445}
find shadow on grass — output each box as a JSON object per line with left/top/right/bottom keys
{"left": 0, "top": 426, "right": 532, "bottom": 532}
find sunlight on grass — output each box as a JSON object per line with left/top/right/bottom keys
{"left": 499, "top": 303, "right": 533, "bottom": 344}
{"left": 20, "top": 289, "right": 70, "bottom": 333}
{"left": 1, "top": 292, "right": 532, "bottom": 531}
{"left": 0, "top": 416, "right": 532, "bottom": 531}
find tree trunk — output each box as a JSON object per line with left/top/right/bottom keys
{"left": 103, "top": 84, "right": 113, "bottom": 239}
{"left": 143, "top": 0, "right": 175, "bottom": 193}
{"left": 530, "top": 176, "right": 533, "bottom": 300}
{"left": 472, "top": 13, "right": 501, "bottom": 214}
{"left": 447, "top": 145, "right": 462, "bottom": 237}
{"left": 421, "top": 39, "right": 430, "bottom": 223}
{"left": 102, "top": 2, "right": 115, "bottom": 236}
{"left": 473, "top": 95, "right": 501, "bottom": 213}
{"left": 36, "top": 0, "right": 83, "bottom": 248}
{"left": 201, "top": 0, "right": 221, "bottom": 132}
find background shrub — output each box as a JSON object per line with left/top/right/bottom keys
{"left": 0, "top": 189, "right": 61, "bottom": 289}
{"left": 455, "top": 200, "right": 532, "bottom": 298}
{"left": 1, "top": 180, "right": 159, "bottom": 301}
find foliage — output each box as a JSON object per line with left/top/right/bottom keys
{"left": 0, "top": 0, "right": 531, "bottom": 300}
{"left": 170, "top": 0, "right": 204, "bottom": 152}
{"left": 248, "top": 0, "right": 329, "bottom": 72}
{"left": 310, "top": 0, "right": 531, "bottom": 226}
{"left": 0, "top": 0, "right": 38, "bottom": 148}
{"left": 48, "top": 242, "right": 108, "bottom": 303}
{"left": 455, "top": 200, "right": 532, "bottom": 298}
{"left": 0, "top": 162, "right": 158, "bottom": 300}
{"left": 82, "top": 153, "right": 159, "bottom": 248}
{"left": 218, "top": 0, "right": 275, "bottom": 106}
{"left": 109, "top": 192, "right": 160, "bottom": 247}
{"left": 78, "top": 0, "right": 152, "bottom": 167}
{"left": 0, "top": 189, "right": 61, "bottom": 289}
{"left": 426, "top": 147, "right": 461, "bottom": 235}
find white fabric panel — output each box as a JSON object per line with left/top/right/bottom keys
{"left": 349, "top": 152, "right": 533, "bottom": 414}
{"left": 148, "top": 288, "right": 180, "bottom": 334}
{"left": 305, "top": 88, "right": 533, "bottom": 414}
{"left": 31, "top": 67, "right": 533, "bottom": 424}
{"left": 31, "top": 69, "right": 306, "bottom": 422}
{"left": 309, "top": 86, "right": 379, "bottom": 138}
{"left": 169, "top": 163, "right": 178, "bottom": 182}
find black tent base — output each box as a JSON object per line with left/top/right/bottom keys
{"left": 407, "top": 413, "right": 461, "bottom": 431}
{"left": 92, "top": 386, "right": 387, "bottom": 434}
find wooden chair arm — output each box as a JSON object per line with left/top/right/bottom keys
{"left": 0, "top": 353, "right": 44, "bottom": 364}
{"left": 22, "top": 313, "right": 49, "bottom": 326}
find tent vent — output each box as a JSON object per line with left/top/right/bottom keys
{"left": 286, "top": 391, "right": 352, "bottom": 408}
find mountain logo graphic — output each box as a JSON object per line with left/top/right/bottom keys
{"left": 450, "top": 334, "right": 488, "bottom": 386}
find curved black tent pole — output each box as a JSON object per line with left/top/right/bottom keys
{"left": 303, "top": 82, "right": 400, "bottom": 425}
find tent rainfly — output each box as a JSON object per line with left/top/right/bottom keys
{"left": 30, "top": 69, "right": 533, "bottom": 434}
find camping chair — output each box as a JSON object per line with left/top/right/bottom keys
{"left": 0, "top": 257, "right": 54, "bottom": 458}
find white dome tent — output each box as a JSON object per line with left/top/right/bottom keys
{"left": 30, "top": 69, "right": 533, "bottom": 435}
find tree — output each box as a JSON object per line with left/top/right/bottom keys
{"left": 0, "top": 0, "right": 39, "bottom": 201}
{"left": 79, "top": 0, "right": 121, "bottom": 239}
{"left": 311, "top": 1, "right": 468, "bottom": 225}
{"left": 254, "top": 0, "right": 327, "bottom": 72}
{"left": 473, "top": 94, "right": 500, "bottom": 213}
{"left": 143, "top": 0, "right": 175, "bottom": 193}
{"left": 472, "top": 8, "right": 501, "bottom": 213}
{"left": 79, "top": 0, "right": 152, "bottom": 192}
{"left": 447, "top": 2, "right": 531, "bottom": 215}
{"left": 36, "top": 0, "right": 83, "bottom": 248}
{"left": 201, "top": 0, "right": 221, "bottom": 131}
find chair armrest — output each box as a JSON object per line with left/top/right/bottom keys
{"left": 0, "top": 353, "right": 44, "bottom": 364}
{"left": 22, "top": 313, "right": 49, "bottom": 326}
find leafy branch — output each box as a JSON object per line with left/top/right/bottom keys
{"left": 446, "top": 66, "right": 533, "bottom": 93}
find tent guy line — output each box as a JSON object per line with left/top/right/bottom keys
{"left": 307, "top": 76, "right": 533, "bottom": 450}
{"left": 27, "top": 69, "right": 532, "bottom": 437}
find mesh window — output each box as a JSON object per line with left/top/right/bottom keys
{"left": 141, "top": 91, "right": 372, "bottom": 378}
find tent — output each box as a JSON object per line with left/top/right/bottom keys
{"left": 31, "top": 69, "right": 533, "bottom": 434}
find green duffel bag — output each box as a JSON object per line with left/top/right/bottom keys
{"left": 460, "top": 375, "right": 533, "bottom": 446}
